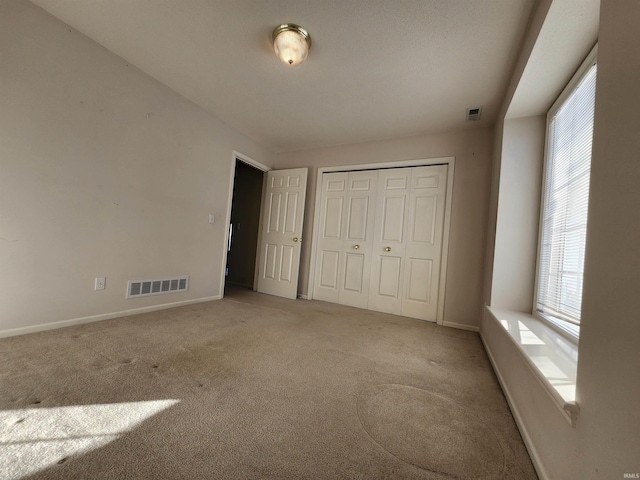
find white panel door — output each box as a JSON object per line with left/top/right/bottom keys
{"left": 313, "top": 172, "right": 348, "bottom": 303}
{"left": 368, "top": 168, "right": 410, "bottom": 315}
{"left": 339, "top": 170, "right": 378, "bottom": 308}
{"left": 257, "top": 168, "right": 308, "bottom": 299}
{"left": 313, "top": 170, "right": 378, "bottom": 308}
{"left": 401, "top": 165, "right": 447, "bottom": 320}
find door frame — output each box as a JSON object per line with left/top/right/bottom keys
{"left": 307, "top": 156, "right": 455, "bottom": 325}
{"left": 219, "top": 150, "right": 271, "bottom": 298}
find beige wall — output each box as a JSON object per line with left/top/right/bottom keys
{"left": 0, "top": 2, "right": 274, "bottom": 334}
{"left": 275, "top": 128, "right": 493, "bottom": 329}
{"left": 491, "top": 116, "right": 545, "bottom": 311}
{"left": 482, "top": 0, "right": 552, "bottom": 306}
{"left": 575, "top": 0, "right": 640, "bottom": 475}
{"left": 483, "top": 0, "right": 640, "bottom": 477}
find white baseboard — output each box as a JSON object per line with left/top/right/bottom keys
{"left": 297, "top": 294, "right": 308, "bottom": 300}
{"left": 0, "top": 295, "right": 221, "bottom": 339}
{"left": 480, "top": 331, "right": 549, "bottom": 480}
{"left": 442, "top": 320, "right": 479, "bottom": 332}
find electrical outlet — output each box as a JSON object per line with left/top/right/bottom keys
{"left": 95, "top": 277, "right": 106, "bottom": 290}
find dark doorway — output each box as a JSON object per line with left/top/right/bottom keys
{"left": 225, "top": 160, "right": 264, "bottom": 291}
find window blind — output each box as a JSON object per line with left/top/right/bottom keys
{"left": 537, "top": 63, "right": 597, "bottom": 326}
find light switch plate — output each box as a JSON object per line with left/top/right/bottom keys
{"left": 208, "top": 214, "right": 215, "bottom": 224}
{"left": 95, "top": 277, "right": 106, "bottom": 290}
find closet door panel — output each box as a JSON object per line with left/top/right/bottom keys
{"left": 343, "top": 253, "right": 365, "bottom": 292}
{"left": 346, "top": 197, "right": 369, "bottom": 241}
{"left": 318, "top": 250, "right": 341, "bottom": 289}
{"left": 381, "top": 196, "right": 406, "bottom": 243}
{"left": 402, "top": 165, "right": 447, "bottom": 321}
{"left": 313, "top": 172, "right": 348, "bottom": 303}
{"left": 378, "top": 255, "right": 402, "bottom": 297}
{"left": 339, "top": 170, "right": 377, "bottom": 308}
{"left": 323, "top": 197, "right": 344, "bottom": 239}
{"left": 369, "top": 168, "right": 410, "bottom": 315}
{"left": 406, "top": 258, "right": 433, "bottom": 302}
{"left": 411, "top": 195, "right": 437, "bottom": 244}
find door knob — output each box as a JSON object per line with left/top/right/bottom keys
{"left": 293, "top": 237, "right": 299, "bottom": 242}
{"left": 384, "top": 246, "right": 391, "bottom": 252}
{"left": 353, "top": 244, "right": 360, "bottom": 249}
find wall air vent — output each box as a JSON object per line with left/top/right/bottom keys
{"left": 466, "top": 106, "right": 482, "bottom": 121}
{"left": 127, "top": 276, "right": 189, "bottom": 299}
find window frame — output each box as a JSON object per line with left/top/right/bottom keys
{"left": 533, "top": 45, "right": 598, "bottom": 343}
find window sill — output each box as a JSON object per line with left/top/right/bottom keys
{"left": 485, "top": 306, "right": 580, "bottom": 427}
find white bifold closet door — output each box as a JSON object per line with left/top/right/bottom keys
{"left": 314, "top": 164, "right": 447, "bottom": 322}
{"left": 313, "top": 170, "right": 378, "bottom": 308}
{"left": 369, "top": 165, "right": 447, "bottom": 320}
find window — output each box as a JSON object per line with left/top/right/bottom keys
{"left": 535, "top": 50, "right": 597, "bottom": 339}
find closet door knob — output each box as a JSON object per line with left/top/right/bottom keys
{"left": 353, "top": 244, "right": 360, "bottom": 250}
{"left": 384, "top": 246, "right": 391, "bottom": 252}
{"left": 293, "top": 237, "right": 299, "bottom": 242}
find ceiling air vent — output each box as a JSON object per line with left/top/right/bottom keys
{"left": 466, "top": 106, "right": 482, "bottom": 121}
{"left": 127, "top": 276, "right": 189, "bottom": 299}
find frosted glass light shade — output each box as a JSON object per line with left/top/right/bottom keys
{"left": 272, "top": 24, "right": 311, "bottom": 66}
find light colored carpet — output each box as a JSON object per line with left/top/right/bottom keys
{"left": 357, "top": 385, "right": 505, "bottom": 478}
{"left": 0, "top": 287, "right": 537, "bottom": 479}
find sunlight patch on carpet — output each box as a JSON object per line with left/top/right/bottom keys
{"left": 0, "top": 399, "right": 179, "bottom": 479}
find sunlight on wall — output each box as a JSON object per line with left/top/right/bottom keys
{"left": 0, "top": 399, "right": 179, "bottom": 479}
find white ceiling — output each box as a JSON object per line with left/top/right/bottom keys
{"left": 30, "top": 0, "right": 536, "bottom": 153}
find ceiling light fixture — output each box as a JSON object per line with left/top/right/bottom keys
{"left": 272, "top": 23, "right": 312, "bottom": 66}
